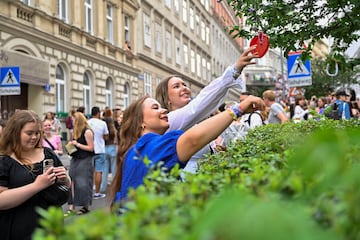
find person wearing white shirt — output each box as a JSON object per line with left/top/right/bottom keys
{"left": 290, "top": 94, "right": 308, "bottom": 122}
{"left": 88, "top": 107, "right": 109, "bottom": 199}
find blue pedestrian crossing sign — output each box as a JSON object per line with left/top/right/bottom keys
{"left": 0, "top": 66, "right": 21, "bottom": 95}
{"left": 287, "top": 52, "right": 312, "bottom": 87}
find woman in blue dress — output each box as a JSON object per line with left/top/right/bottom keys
{"left": 109, "top": 95, "right": 265, "bottom": 205}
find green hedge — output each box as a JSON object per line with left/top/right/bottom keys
{"left": 34, "top": 119, "right": 360, "bottom": 240}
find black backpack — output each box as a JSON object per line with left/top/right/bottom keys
{"left": 245, "top": 112, "right": 265, "bottom": 126}
{"left": 324, "top": 103, "right": 340, "bottom": 120}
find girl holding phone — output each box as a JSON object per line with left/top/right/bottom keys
{"left": 0, "top": 110, "right": 70, "bottom": 240}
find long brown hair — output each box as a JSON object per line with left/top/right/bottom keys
{"left": 109, "top": 96, "right": 148, "bottom": 206}
{"left": 155, "top": 75, "right": 182, "bottom": 111}
{"left": 0, "top": 110, "right": 43, "bottom": 165}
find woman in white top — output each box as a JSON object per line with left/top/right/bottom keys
{"left": 155, "top": 46, "right": 259, "bottom": 174}
{"left": 290, "top": 94, "right": 308, "bottom": 122}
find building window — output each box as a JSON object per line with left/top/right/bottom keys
{"left": 195, "top": 14, "right": 200, "bottom": 36}
{"left": 55, "top": 65, "right": 66, "bottom": 113}
{"left": 206, "top": 26, "right": 210, "bottom": 45}
{"left": 204, "top": 0, "right": 210, "bottom": 11}
{"left": 207, "top": 60, "right": 211, "bottom": 80}
{"left": 155, "top": 22, "right": 162, "bottom": 53}
{"left": 21, "top": 0, "right": 31, "bottom": 5}
{"left": 143, "top": 13, "right": 151, "bottom": 48}
{"left": 202, "top": 57, "right": 206, "bottom": 80}
{"left": 174, "top": 0, "right": 179, "bottom": 14}
{"left": 197, "top": 53, "right": 201, "bottom": 77}
{"left": 58, "top": 0, "right": 68, "bottom": 22}
{"left": 124, "top": 15, "right": 130, "bottom": 42}
{"left": 144, "top": 72, "right": 152, "bottom": 95}
{"left": 83, "top": 72, "right": 91, "bottom": 115}
{"left": 191, "top": 49, "right": 195, "bottom": 73}
{"left": 123, "top": 83, "right": 130, "bottom": 109}
{"left": 183, "top": 44, "right": 188, "bottom": 66}
{"left": 165, "top": 31, "right": 171, "bottom": 59}
{"left": 189, "top": 7, "right": 194, "bottom": 30}
{"left": 85, "top": 0, "right": 93, "bottom": 34}
{"left": 165, "top": 0, "right": 171, "bottom": 8}
{"left": 201, "top": 20, "right": 205, "bottom": 41}
{"left": 182, "top": 0, "right": 187, "bottom": 23}
{"left": 175, "top": 37, "right": 181, "bottom": 65}
{"left": 105, "top": 77, "right": 113, "bottom": 109}
{"left": 106, "top": 4, "right": 113, "bottom": 44}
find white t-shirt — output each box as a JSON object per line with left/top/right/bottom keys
{"left": 88, "top": 118, "right": 109, "bottom": 154}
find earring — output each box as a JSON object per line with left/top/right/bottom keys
{"left": 141, "top": 125, "right": 145, "bottom": 130}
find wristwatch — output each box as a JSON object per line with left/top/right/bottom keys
{"left": 232, "top": 66, "right": 242, "bottom": 79}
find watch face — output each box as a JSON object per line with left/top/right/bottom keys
{"left": 250, "top": 33, "right": 270, "bottom": 58}
{"left": 233, "top": 71, "right": 241, "bottom": 79}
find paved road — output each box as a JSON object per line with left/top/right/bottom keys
{"left": 59, "top": 154, "right": 109, "bottom": 212}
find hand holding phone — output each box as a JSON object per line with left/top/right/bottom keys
{"left": 43, "top": 159, "right": 54, "bottom": 174}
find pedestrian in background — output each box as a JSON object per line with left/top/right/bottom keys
{"left": 88, "top": 107, "right": 109, "bottom": 199}
{"left": 66, "top": 112, "right": 94, "bottom": 215}
{"left": 42, "top": 119, "right": 63, "bottom": 157}
{"left": 100, "top": 115, "right": 118, "bottom": 193}
{"left": 335, "top": 89, "right": 351, "bottom": 120}
{"left": 113, "top": 108, "right": 122, "bottom": 144}
{"left": 0, "top": 110, "right": 70, "bottom": 239}
{"left": 0, "top": 119, "right": 7, "bottom": 138}
{"left": 65, "top": 109, "right": 75, "bottom": 141}
{"left": 262, "top": 90, "right": 289, "bottom": 124}
{"left": 44, "top": 111, "right": 60, "bottom": 135}
{"left": 290, "top": 94, "right": 308, "bottom": 122}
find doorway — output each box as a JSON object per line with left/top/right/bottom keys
{"left": 0, "top": 82, "right": 28, "bottom": 119}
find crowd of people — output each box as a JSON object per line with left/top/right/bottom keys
{"left": 0, "top": 44, "right": 359, "bottom": 239}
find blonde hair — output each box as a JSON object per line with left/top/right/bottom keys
{"left": 262, "top": 90, "right": 276, "bottom": 101}
{"left": 72, "top": 112, "right": 92, "bottom": 140}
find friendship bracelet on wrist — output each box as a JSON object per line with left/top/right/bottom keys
{"left": 226, "top": 109, "right": 238, "bottom": 121}
{"left": 232, "top": 104, "right": 244, "bottom": 118}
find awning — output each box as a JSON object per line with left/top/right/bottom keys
{"left": 0, "top": 48, "right": 49, "bottom": 86}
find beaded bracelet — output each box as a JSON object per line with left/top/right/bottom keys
{"left": 226, "top": 104, "right": 244, "bottom": 121}
{"left": 226, "top": 109, "right": 237, "bottom": 121}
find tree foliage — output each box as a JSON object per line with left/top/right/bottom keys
{"left": 304, "top": 55, "right": 359, "bottom": 98}
{"left": 226, "top": 0, "right": 360, "bottom": 58}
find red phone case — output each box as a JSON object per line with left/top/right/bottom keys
{"left": 250, "top": 32, "right": 270, "bottom": 58}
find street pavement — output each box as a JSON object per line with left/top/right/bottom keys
{"left": 59, "top": 154, "right": 109, "bottom": 212}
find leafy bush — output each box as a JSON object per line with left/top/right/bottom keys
{"left": 34, "top": 119, "right": 360, "bottom": 239}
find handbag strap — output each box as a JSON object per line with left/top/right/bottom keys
{"left": 44, "top": 137, "right": 56, "bottom": 150}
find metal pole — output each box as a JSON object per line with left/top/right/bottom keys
{"left": 280, "top": 49, "right": 285, "bottom": 100}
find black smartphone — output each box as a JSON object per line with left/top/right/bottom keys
{"left": 43, "top": 159, "right": 54, "bottom": 173}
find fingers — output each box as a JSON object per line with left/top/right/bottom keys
{"left": 45, "top": 167, "right": 54, "bottom": 174}
{"left": 243, "top": 45, "right": 257, "bottom": 55}
{"left": 236, "top": 46, "right": 260, "bottom": 69}
{"left": 240, "top": 96, "right": 265, "bottom": 112}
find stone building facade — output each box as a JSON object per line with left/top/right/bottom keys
{"left": 0, "top": 0, "right": 244, "bottom": 120}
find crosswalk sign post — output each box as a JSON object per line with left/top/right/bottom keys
{"left": 0, "top": 66, "right": 21, "bottom": 95}
{"left": 287, "top": 52, "right": 312, "bottom": 87}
